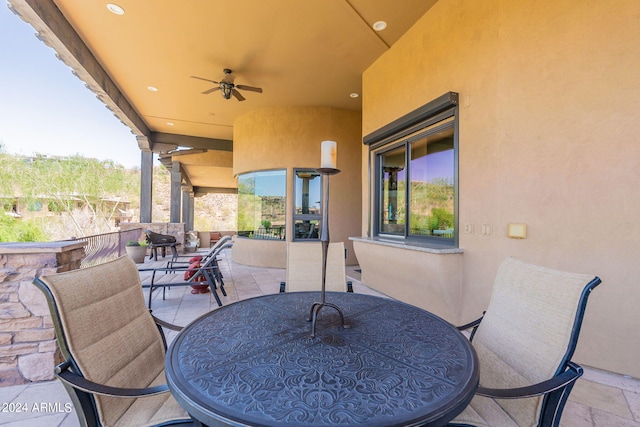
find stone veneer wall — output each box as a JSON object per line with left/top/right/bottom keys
{"left": 0, "top": 242, "right": 85, "bottom": 386}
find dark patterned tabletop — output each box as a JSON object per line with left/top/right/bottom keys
{"left": 165, "top": 292, "right": 478, "bottom": 427}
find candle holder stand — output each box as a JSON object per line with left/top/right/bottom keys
{"left": 308, "top": 167, "right": 350, "bottom": 338}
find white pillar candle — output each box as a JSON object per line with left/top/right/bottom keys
{"left": 320, "top": 140, "right": 337, "bottom": 169}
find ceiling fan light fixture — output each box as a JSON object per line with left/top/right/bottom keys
{"left": 106, "top": 3, "right": 125, "bottom": 15}
{"left": 221, "top": 83, "right": 233, "bottom": 99}
{"left": 147, "top": 86, "right": 158, "bottom": 92}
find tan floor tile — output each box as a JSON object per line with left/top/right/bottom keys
{"left": 592, "top": 408, "right": 640, "bottom": 427}
{"left": 560, "top": 401, "right": 594, "bottom": 426}
{"left": 625, "top": 389, "right": 640, "bottom": 422}
{"left": 571, "top": 378, "right": 633, "bottom": 420}
{"left": 582, "top": 367, "right": 640, "bottom": 393}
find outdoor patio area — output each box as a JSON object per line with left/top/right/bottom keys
{"left": 0, "top": 247, "right": 638, "bottom": 427}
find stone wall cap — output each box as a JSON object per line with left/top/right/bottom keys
{"left": 0, "top": 241, "right": 86, "bottom": 254}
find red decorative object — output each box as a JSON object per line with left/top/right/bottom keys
{"left": 185, "top": 260, "right": 210, "bottom": 294}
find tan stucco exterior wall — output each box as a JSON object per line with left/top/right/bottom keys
{"left": 232, "top": 106, "right": 362, "bottom": 267}
{"left": 360, "top": 0, "right": 640, "bottom": 377}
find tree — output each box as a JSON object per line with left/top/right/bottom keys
{"left": 0, "top": 151, "right": 140, "bottom": 238}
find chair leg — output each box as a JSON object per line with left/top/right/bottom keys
{"left": 204, "top": 270, "right": 223, "bottom": 307}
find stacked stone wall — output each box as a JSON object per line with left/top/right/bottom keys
{"left": 0, "top": 242, "right": 85, "bottom": 386}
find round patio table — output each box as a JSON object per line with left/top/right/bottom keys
{"left": 165, "top": 292, "right": 478, "bottom": 427}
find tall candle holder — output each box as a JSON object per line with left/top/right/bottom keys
{"left": 308, "top": 167, "right": 350, "bottom": 338}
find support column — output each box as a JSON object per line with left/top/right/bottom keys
{"left": 140, "top": 150, "right": 153, "bottom": 223}
{"left": 181, "top": 187, "right": 194, "bottom": 232}
{"left": 170, "top": 161, "right": 182, "bottom": 223}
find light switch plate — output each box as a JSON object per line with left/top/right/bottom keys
{"left": 508, "top": 223, "right": 527, "bottom": 239}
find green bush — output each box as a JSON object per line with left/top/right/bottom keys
{"left": 0, "top": 213, "right": 48, "bottom": 242}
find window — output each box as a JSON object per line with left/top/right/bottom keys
{"left": 293, "top": 169, "right": 322, "bottom": 240}
{"left": 366, "top": 92, "right": 458, "bottom": 246}
{"left": 237, "top": 170, "right": 286, "bottom": 240}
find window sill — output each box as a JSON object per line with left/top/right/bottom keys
{"left": 349, "top": 236, "right": 463, "bottom": 254}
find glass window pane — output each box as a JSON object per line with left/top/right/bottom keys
{"left": 380, "top": 146, "right": 406, "bottom": 234}
{"left": 295, "top": 171, "right": 321, "bottom": 215}
{"left": 237, "top": 170, "right": 286, "bottom": 239}
{"left": 294, "top": 219, "right": 320, "bottom": 239}
{"left": 409, "top": 127, "right": 454, "bottom": 238}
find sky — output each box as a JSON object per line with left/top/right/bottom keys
{"left": 0, "top": 1, "right": 142, "bottom": 169}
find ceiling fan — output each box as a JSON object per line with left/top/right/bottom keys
{"left": 190, "top": 69, "right": 263, "bottom": 101}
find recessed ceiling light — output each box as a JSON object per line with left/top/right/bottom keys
{"left": 147, "top": 86, "right": 158, "bottom": 92}
{"left": 373, "top": 21, "right": 387, "bottom": 31}
{"left": 106, "top": 4, "right": 125, "bottom": 15}
{"left": 166, "top": 122, "right": 174, "bottom": 126}
{"left": 349, "top": 93, "right": 360, "bottom": 98}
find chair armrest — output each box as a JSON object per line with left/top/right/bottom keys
{"left": 476, "top": 361, "right": 583, "bottom": 399}
{"left": 457, "top": 312, "right": 486, "bottom": 340}
{"left": 56, "top": 361, "right": 169, "bottom": 397}
{"left": 457, "top": 317, "right": 483, "bottom": 331}
{"left": 151, "top": 313, "right": 183, "bottom": 331}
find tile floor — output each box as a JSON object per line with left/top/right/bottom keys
{"left": 1, "top": 248, "right": 638, "bottom": 427}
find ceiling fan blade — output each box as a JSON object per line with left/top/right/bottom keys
{"left": 202, "top": 87, "right": 220, "bottom": 94}
{"left": 190, "top": 76, "right": 220, "bottom": 84}
{"left": 232, "top": 89, "right": 246, "bottom": 101}
{"left": 236, "top": 85, "right": 263, "bottom": 93}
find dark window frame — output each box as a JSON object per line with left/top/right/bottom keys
{"left": 367, "top": 93, "right": 459, "bottom": 247}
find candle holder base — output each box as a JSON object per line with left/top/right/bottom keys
{"left": 308, "top": 301, "right": 350, "bottom": 338}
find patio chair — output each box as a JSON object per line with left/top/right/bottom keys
{"left": 448, "top": 257, "right": 602, "bottom": 427}
{"left": 166, "top": 234, "right": 232, "bottom": 269}
{"left": 145, "top": 229, "right": 179, "bottom": 262}
{"left": 141, "top": 241, "right": 233, "bottom": 308}
{"left": 33, "top": 256, "right": 193, "bottom": 427}
{"left": 280, "top": 241, "right": 353, "bottom": 293}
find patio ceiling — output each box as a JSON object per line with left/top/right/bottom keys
{"left": 8, "top": 0, "right": 437, "bottom": 191}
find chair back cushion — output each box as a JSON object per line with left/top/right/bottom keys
{"left": 285, "top": 242, "right": 347, "bottom": 292}
{"left": 472, "top": 257, "right": 598, "bottom": 426}
{"left": 38, "top": 256, "right": 167, "bottom": 426}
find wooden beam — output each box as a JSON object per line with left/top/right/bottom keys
{"left": 151, "top": 132, "right": 233, "bottom": 152}
{"left": 194, "top": 187, "right": 238, "bottom": 197}
{"left": 8, "top": 0, "right": 150, "bottom": 139}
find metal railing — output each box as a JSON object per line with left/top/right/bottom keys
{"left": 73, "top": 228, "right": 144, "bottom": 268}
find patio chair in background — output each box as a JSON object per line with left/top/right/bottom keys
{"left": 280, "top": 241, "right": 353, "bottom": 293}
{"left": 144, "top": 229, "right": 179, "bottom": 262}
{"left": 141, "top": 241, "right": 232, "bottom": 308}
{"left": 448, "top": 257, "right": 602, "bottom": 427}
{"left": 33, "top": 256, "right": 193, "bottom": 427}
{"left": 166, "top": 234, "right": 232, "bottom": 269}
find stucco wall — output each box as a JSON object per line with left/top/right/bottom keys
{"left": 233, "top": 106, "right": 362, "bottom": 267}
{"left": 361, "top": 0, "right": 640, "bottom": 377}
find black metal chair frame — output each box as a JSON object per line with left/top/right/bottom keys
{"left": 449, "top": 276, "right": 602, "bottom": 427}
{"left": 145, "top": 230, "right": 180, "bottom": 262}
{"left": 140, "top": 242, "right": 232, "bottom": 308}
{"left": 32, "top": 277, "right": 193, "bottom": 427}
{"left": 165, "top": 234, "right": 232, "bottom": 269}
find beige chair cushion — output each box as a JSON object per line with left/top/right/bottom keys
{"left": 285, "top": 241, "right": 348, "bottom": 292}
{"left": 39, "top": 256, "right": 188, "bottom": 427}
{"left": 451, "top": 257, "right": 596, "bottom": 427}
